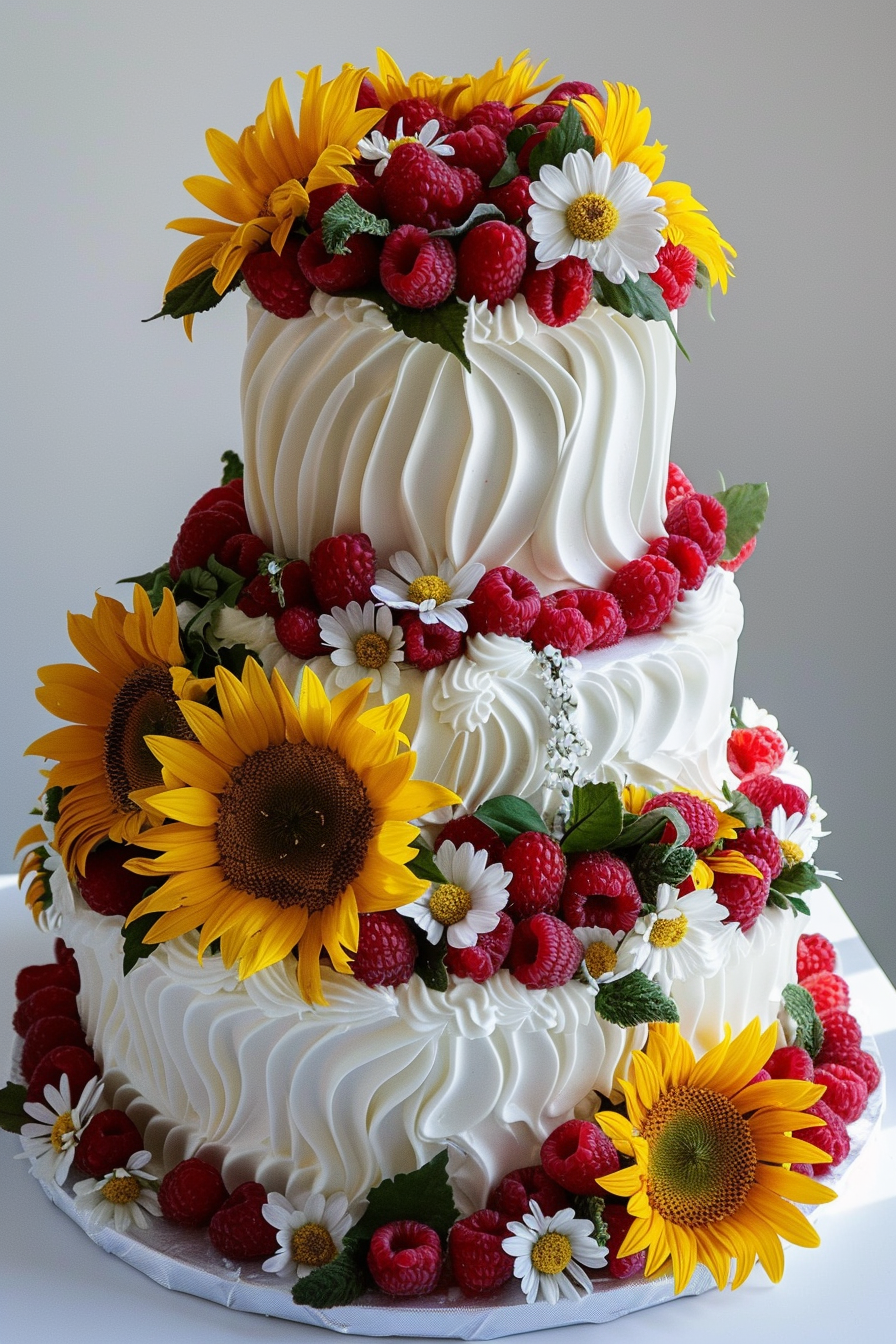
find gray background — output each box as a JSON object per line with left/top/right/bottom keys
{"left": 3, "top": 1, "right": 894, "bottom": 979}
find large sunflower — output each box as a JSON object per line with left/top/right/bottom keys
{"left": 124, "top": 660, "right": 458, "bottom": 1004}
{"left": 595, "top": 1020, "right": 836, "bottom": 1293}
{"left": 26, "top": 587, "right": 208, "bottom": 877}
{"left": 364, "top": 49, "right": 555, "bottom": 120}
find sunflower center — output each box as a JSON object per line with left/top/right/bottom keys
{"left": 406, "top": 575, "right": 452, "bottom": 606}
{"left": 216, "top": 741, "right": 375, "bottom": 912}
{"left": 642, "top": 1085, "right": 757, "bottom": 1228}
{"left": 50, "top": 1112, "right": 75, "bottom": 1151}
{"left": 649, "top": 913, "right": 688, "bottom": 948}
{"left": 102, "top": 1175, "right": 142, "bottom": 1205}
{"left": 429, "top": 882, "right": 472, "bottom": 926}
{"left": 585, "top": 942, "right": 618, "bottom": 978}
{"left": 530, "top": 1231, "right": 573, "bottom": 1275}
{"left": 104, "top": 665, "right": 192, "bottom": 814}
{"left": 566, "top": 193, "right": 619, "bottom": 242}
{"left": 779, "top": 838, "right": 804, "bottom": 866}
{"left": 354, "top": 632, "right": 391, "bottom": 670}
{"left": 291, "top": 1222, "right": 337, "bottom": 1267}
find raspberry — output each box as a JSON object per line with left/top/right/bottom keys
{"left": 78, "top": 843, "right": 156, "bottom": 918}
{"left": 529, "top": 595, "right": 593, "bottom": 655}
{"left": 561, "top": 853, "right": 641, "bottom": 933}
{"left": 727, "top": 725, "right": 787, "bottom": 780}
{"left": 543, "top": 81, "right": 601, "bottom": 103}
{"left": 507, "top": 913, "right": 582, "bottom": 989}
{"left": 815, "top": 1064, "right": 868, "bottom": 1124}
{"left": 713, "top": 857, "right": 771, "bottom": 932}
{"left": 448, "top": 1208, "right": 514, "bottom": 1294}
{"left": 445, "top": 911, "right": 514, "bottom": 982}
{"left": 817, "top": 1008, "right": 862, "bottom": 1056}
{"left": 297, "top": 229, "right": 381, "bottom": 293}
{"left": 237, "top": 560, "right": 316, "bottom": 618}
{"left": 309, "top": 532, "right": 377, "bottom": 611}
{"left": 380, "top": 99, "right": 455, "bottom": 139}
{"left": 381, "top": 142, "right": 465, "bottom": 231}
{"left": 488, "top": 1166, "right": 568, "bottom": 1220}
{"left": 465, "top": 566, "right": 541, "bottom": 638}
{"left": 209, "top": 1182, "right": 280, "bottom": 1260}
{"left": 603, "top": 1204, "right": 647, "bottom": 1279}
{"left": 13, "top": 986, "right": 80, "bottom": 1039}
{"left": 379, "top": 225, "right": 456, "bottom": 309}
{"left": 719, "top": 536, "right": 757, "bottom": 572}
{"left": 21, "top": 1015, "right": 89, "bottom": 1081}
{"left": 185, "top": 480, "right": 244, "bottom": 518}
{"left": 55, "top": 939, "right": 76, "bottom": 965}
{"left": 169, "top": 499, "right": 250, "bottom": 580}
{"left": 521, "top": 255, "right": 594, "bottom": 327}
{"left": 15, "top": 959, "right": 80, "bottom": 1001}
{"left": 503, "top": 832, "right": 566, "bottom": 918}
{"left": 367, "top": 1220, "right": 443, "bottom": 1296}
{"left": 515, "top": 127, "right": 552, "bottom": 173}
{"left": 792, "top": 1099, "right": 850, "bottom": 1173}
{"left": 443, "top": 126, "right": 507, "bottom": 184}
{"left": 350, "top": 911, "right": 418, "bottom": 987}
{"left": 458, "top": 101, "right": 515, "bottom": 137}
{"left": 159, "top": 1158, "right": 229, "bottom": 1227}
{"left": 541, "top": 1119, "right": 619, "bottom": 1194}
{"left": 486, "top": 175, "right": 532, "bottom": 224}
{"left": 26, "top": 1045, "right": 98, "bottom": 1104}
{"left": 274, "top": 605, "right": 326, "bottom": 658}
{"left": 76, "top": 1110, "right": 144, "bottom": 1177}
{"left": 305, "top": 176, "right": 382, "bottom": 231}
{"left": 550, "top": 589, "right": 625, "bottom": 650}
{"left": 765, "top": 1046, "right": 815, "bottom": 1082}
{"left": 789, "top": 1163, "right": 814, "bottom": 1177}
{"left": 797, "top": 932, "right": 837, "bottom": 981}
{"left": 739, "top": 775, "right": 809, "bottom": 824}
{"left": 241, "top": 238, "right": 316, "bottom": 319}
{"left": 436, "top": 816, "right": 506, "bottom": 867}
{"left": 642, "top": 792, "right": 718, "bottom": 850}
{"left": 400, "top": 615, "right": 463, "bottom": 670}
{"left": 730, "top": 826, "right": 784, "bottom": 880}
{"left": 666, "top": 462, "right": 695, "bottom": 509}
{"left": 217, "top": 532, "right": 268, "bottom": 579}
{"left": 826, "top": 1046, "right": 880, "bottom": 1093}
{"left": 651, "top": 242, "right": 697, "bottom": 311}
{"left": 523, "top": 103, "right": 566, "bottom": 128}
{"left": 610, "top": 554, "right": 680, "bottom": 633}
{"left": 748, "top": 1068, "right": 772, "bottom": 1085}
{"left": 454, "top": 167, "right": 484, "bottom": 219}
{"left": 356, "top": 78, "right": 380, "bottom": 111}
{"left": 802, "top": 971, "right": 850, "bottom": 1015}
{"left": 648, "top": 534, "right": 707, "bottom": 591}
{"left": 664, "top": 493, "right": 728, "bottom": 567}
{"left": 456, "top": 221, "right": 527, "bottom": 308}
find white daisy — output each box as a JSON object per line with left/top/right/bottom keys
{"left": 528, "top": 149, "right": 666, "bottom": 282}
{"left": 261, "top": 1190, "right": 353, "bottom": 1278}
{"left": 400, "top": 839, "right": 511, "bottom": 948}
{"left": 769, "top": 797, "right": 834, "bottom": 873}
{"left": 371, "top": 552, "right": 485, "bottom": 633}
{"left": 615, "top": 882, "right": 736, "bottom": 993}
{"left": 574, "top": 926, "right": 627, "bottom": 991}
{"left": 318, "top": 601, "right": 404, "bottom": 699}
{"left": 16, "top": 1074, "right": 103, "bottom": 1185}
{"left": 502, "top": 1200, "right": 607, "bottom": 1305}
{"left": 73, "top": 1149, "right": 161, "bottom": 1232}
{"left": 357, "top": 118, "right": 455, "bottom": 177}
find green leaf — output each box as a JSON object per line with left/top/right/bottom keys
{"left": 292, "top": 1241, "right": 369, "bottom": 1307}
{"left": 182, "top": 578, "right": 245, "bottom": 653}
{"left": 431, "top": 203, "right": 505, "bottom": 239}
{"left": 0, "top": 1082, "right": 28, "bottom": 1134}
{"left": 630, "top": 843, "right": 697, "bottom": 903}
{"left": 489, "top": 125, "right": 537, "bottom": 188}
{"left": 772, "top": 862, "right": 822, "bottom": 897}
{"left": 720, "top": 782, "right": 764, "bottom": 830}
{"left": 527, "top": 103, "right": 595, "bottom": 179}
{"left": 320, "top": 196, "right": 392, "bottom": 256}
{"left": 715, "top": 482, "right": 769, "bottom": 561}
{"left": 119, "top": 562, "right": 174, "bottom": 612}
{"left": 220, "top": 451, "right": 244, "bottom": 485}
{"left": 351, "top": 1150, "right": 460, "bottom": 1245}
{"left": 345, "top": 286, "right": 471, "bottom": 371}
{"left": 144, "top": 267, "right": 241, "bottom": 324}
{"left": 474, "top": 795, "right": 550, "bottom": 844}
{"left": 122, "top": 910, "right": 161, "bottom": 976}
{"left": 205, "top": 554, "right": 244, "bottom": 588}
{"left": 506, "top": 124, "right": 538, "bottom": 156}
{"left": 411, "top": 926, "right": 448, "bottom": 992}
{"left": 561, "top": 782, "right": 623, "bottom": 855}
{"left": 609, "top": 806, "right": 689, "bottom": 852}
{"left": 43, "top": 786, "right": 64, "bottom": 826}
{"left": 571, "top": 1194, "right": 608, "bottom": 1247}
{"left": 788, "top": 896, "right": 811, "bottom": 917}
{"left": 781, "top": 982, "right": 825, "bottom": 1058}
{"left": 592, "top": 271, "right": 689, "bottom": 359}
{"left": 174, "top": 566, "right": 219, "bottom": 603}
{"left": 595, "top": 971, "right": 680, "bottom": 1027}
{"left": 693, "top": 258, "right": 715, "bottom": 318}
{"left": 408, "top": 844, "right": 445, "bottom": 884}
{"left": 766, "top": 889, "right": 791, "bottom": 912}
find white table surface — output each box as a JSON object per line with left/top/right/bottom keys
{"left": 1, "top": 875, "right": 893, "bottom": 1344}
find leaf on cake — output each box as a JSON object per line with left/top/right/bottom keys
{"left": 408, "top": 843, "right": 445, "bottom": 884}
{"left": 119, "top": 562, "right": 174, "bottom": 612}
{"left": 220, "top": 450, "right": 244, "bottom": 485}
{"left": 715, "top": 482, "right": 769, "bottom": 561}
{"left": 0, "top": 1082, "right": 28, "bottom": 1134}
{"left": 561, "top": 781, "right": 624, "bottom": 855}
{"left": 144, "top": 267, "right": 242, "bottom": 324}
{"left": 474, "top": 794, "right": 550, "bottom": 843}
{"left": 411, "top": 926, "right": 449, "bottom": 992}
{"left": 595, "top": 970, "right": 680, "bottom": 1027}
{"left": 431, "top": 202, "right": 506, "bottom": 239}
{"left": 122, "top": 910, "right": 161, "bottom": 976}
{"left": 610, "top": 805, "right": 690, "bottom": 852}
{"left": 592, "top": 272, "right": 689, "bottom": 359}
{"left": 320, "top": 196, "right": 392, "bottom": 256}
{"left": 526, "top": 104, "right": 596, "bottom": 179}
{"left": 344, "top": 286, "right": 471, "bottom": 370}
{"left": 781, "top": 982, "right": 825, "bottom": 1058}
{"left": 350, "top": 1150, "right": 460, "bottom": 1245}
{"left": 291, "top": 1241, "right": 370, "bottom": 1308}
{"left": 489, "top": 124, "right": 538, "bottom": 187}
{"left": 772, "top": 862, "right": 822, "bottom": 898}
{"left": 571, "top": 1194, "right": 609, "bottom": 1246}
{"left": 630, "top": 842, "right": 697, "bottom": 903}
{"left": 720, "top": 781, "right": 764, "bottom": 831}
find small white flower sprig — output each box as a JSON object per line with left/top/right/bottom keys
{"left": 536, "top": 647, "right": 591, "bottom": 828}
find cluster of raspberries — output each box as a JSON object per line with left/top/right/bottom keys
{"left": 238, "top": 85, "right": 697, "bottom": 326}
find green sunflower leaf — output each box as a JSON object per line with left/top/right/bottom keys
{"left": 772, "top": 862, "right": 822, "bottom": 898}
{"left": 715, "top": 482, "right": 770, "bottom": 561}
{"left": 0, "top": 1082, "right": 28, "bottom": 1134}
{"left": 220, "top": 450, "right": 244, "bottom": 485}
{"left": 720, "top": 781, "right": 764, "bottom": 830}
{"left": 630, "top": 843, "right": 697, "bottom": 903}
{"left": 561, "top": 782, "right": 623, "bottom": 855}
{"left": 609, "top": 805, "right": 690, "bottom": 852}
{"left": 144, "top": 267, "right": 242, "bottom": 323}
{"left": 595, "top": 971, "right": 680, "bottom": 1028}
{"left": 119, "top": 562, "right": 174, "bottom": 612}
{"left": 343, "top": 286, "right": 471, "bottom": 371}
{"left": 474, "top": 795, "right": 550, "bottom": 843}
{"left": 431, "top": 202, "right": 505, "bottom": 239}
{"left": 43, "top": 786, "right": 64, "bottom": 826}
{"left": 408, "top": 844, "right": 445, "bottom": 884}
{"left": 781, "top": 982, "right": 825, "bottom": 1058}
{"left": 527, "top": 103, "right": 595, "bottom": 179}
{"left": 350, "top": 1150, "right": 460, "bottom": 1245}
{"left": 411, "top": 926, "right": 448, "bottom": 993}
{"left": 320, "top": 195, "right": 392, "bottom": 256}
{"left": 291, "top": 1242, "right": 369, "bottom": 1308}
{"left": 122, "top": 909, "right": 161, "bottom": 976}
{"left": 592, "top": 272, "right": 689, "bottom": 359}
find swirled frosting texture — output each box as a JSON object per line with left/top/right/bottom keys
{"left": 241, "top": 294, "right": 676, "bottom": 591}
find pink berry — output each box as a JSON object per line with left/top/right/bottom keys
{"left": 521, "top": 256, "right": 593, "bottom": 327}
{"left": 367, "top": 1220, "right": 443, "bottom": 1296}
{"left": 561, "top": 853, "right": 641, "bottom": 933}
{"left": 456, "top": 221, "right": 527, "bottom": 309}
{"left": 350, "top": 912, "right": 418, "bottom": 988}
{"left": 297, "top": 229, "right": 381, "bottom": 294}
{"left": 503, "top": 832, "right": 566, "bottom": 919}
{"left": 380, "top": 225, "right": 456, "bottom": 309}
{"left": 465, "top": 566, "right": 541, "bottom": 638}
{"left": 664, "top": 493, "right": 727, "bottom": 567}
{"left": 507, "top": 913, "right": 582, "bottom": 989}
{"left": 540, "top": 1118, "right": 619, "bottom": 1194}
{"left": 610, "top": 554, "right": 680, "bottom": 633}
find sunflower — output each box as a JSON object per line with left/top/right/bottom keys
{"left": 595, "top": 1019, "right": 837, "bottom": 1293}
{"left": 26, "top": 587, "right": 210, "bottom": 877}
{"left": 364, "top": 49, "right": 555, "bottom": 120}
{"left": 123, "top": 660, "right": 458, "bottom": 1004}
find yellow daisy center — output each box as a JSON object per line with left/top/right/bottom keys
{"left": 780, "top": 838, "right": 804, "bottom": 866}
{"left": 292, "top": 1222, "right": 337, "bottom": 1267}
{"left": 102, "top": 1175, "right": 142, "bottom": 1205}
{"left": 104, "top": 665, "right": 192, "bottom": 813}
{"left": 649, "top": 913, "right": 688, "bottom": 948}
{"left": 584, "top": 942, "right": 617, "bottom": 978}
{"left": 641, "top": 1085, "right": 757, "bottom": 1228}
{"left": 429, "top": 882, "right": 472, "bottom": 925}
{"left": 530, "top": 1231, "right": 573, "bottom": 1275}
{"left": 407, "top": 575, "right": 452, "bottom": 606}
{"left": 216, "top": 741, "right": 375, "bottom": 912}
{"left": 354, "top": 632, "right": 391, "bottom": 670}
{"left": 388, "top": 135, "right": 417, "bottom": 153}
{"left": 566, "top": 193, "right": 619, "bottom": 242}
{"left": 50, "top": 1112, "right": 75, "bottom": 1151}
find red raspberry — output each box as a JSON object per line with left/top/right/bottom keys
{"left": 15, "top": 959, "right": 80, "bottom": 1001}
{"left": 730, "top": 826, "right": 784, "bottom": 880}
{"left": 748, "top": 1068, "right": 772, "bottom": 1085}
{"left": 443, "top": 126, "right": 507, "bottom": 184}
{"left": 815, "top": 1064, "right": 868, "bottom": 1124}
{"left": 26, "top": 1045, "right": 98, "bottom": 1104}
{"left": 453, "top": 168, "right": 485, "bottom": 221}
{"left": 550, "top": 589, "right": 625, "bottom": 650}
{"left": 458, "top": 101, "right": 515, "bottom": 137}
{"left": 610, "top": 554, "right": 679, "bottom": 633}
{"left": 274, "top": 605, "right": 326, "bottom": 658}
{"left": 379, "top": 225, "right": 456, "bottom": 309}
{"left": 817, "top": 1008, "right": 863, "bottom": 1056}
{"left": 792, "top": 1099, "right": 850, "bottom": 1174}
{"left": 21, "top": 1015, "right": 89, "bottom": 1081}
{"left": 523, "top": 104, "right": 565, "bottom": 128}
{"left": 436, "top": 816, "right": 506, "bottom": 866}
{"left": 713, "top": 857, "right": 771, "bottom": 932}
{"left": 76, "top": 1110, "right": 144, "bottom": 1177}
{"left": 603, "top": 1204, "right": 647, "bottom": 1279}
{"left": 185, "top": 480, "right": 244, "bottom": 518}
{"left": 797, "top": 932, "right": 837, "bottom": 981}
{"left": 529, "top": 595, "right": 593, "bottom": 656}
{"left": 367, "top": 1220, "right": 443, "bottom": 1296}
{"left": 540, "top": 1119, "right": 619, "bottom": 1194}
{"left": 765, "top": 1046, "right": 815, "bottom": 1082}
{"left": 13, "top": 986, "right": 80, "bottom": 1039}
{"left": 739, "top": 775, "right": 809, "bottom": 824}
{"left": 382, "top": 142, "right": 465, "bottom": 231}
{"left": 488, "top": 1166, "right": 568, "bottom": 1220}
{"left": 169, "top": 502, "right": 250, "bottom": 581}
{"left": 380, "top": 99, "right": 455, "bottom": 138}
{"left": 209, "top": 1182, "right": 280, "bottom": 1260}
{"left": 486, "top": 175, "right": 532, "bottom": 225}
{"left": 664, "top": 493, "right": 728, "bottom": 567}
{"left": 159, "top": 1158, "right": 229, "bottom": 1227}
{"left": 507, "top": 913, "right": 582, "bottom": 989}
{"left": 642, "top": 791, "right": 718, "bottom": 850}
{"left": 309, "top": 532, "right": 377, "bottom": 611}
{"left": 237, "top": 560, "right": 316, "bottom": 618}
{"left": 305, "top": 176, "right": 383, "bottom": 231}
{"left": 456, "top": 221, "right": 527, "bottom": 308}
{"left": 350, "top": 912, "right": 418, "bottom": 987}
{"left": 297, "top": 229, "right": 381, "bottom": 294}
{"left": 241, "top": 238, "right": 316, "bottom": 320}
{"left": 515, "top": 127, "right": 552, "bottom": 174}
{"left": 521, "top": 256, "right": 594, "bottom": 327}
{"left": 356, "top": 78, "right": 380, "bottom": 110}
{"left": 55, "top": 939, "right": 75, "bottom": 965}
{"left": 217, "top": 532, "right": 268, "bottom": 580}
{"left": 727, "top": 725, "right": 787, "bottom": 780}
{"left": 78, "top": 843, "right": 156, "bottom": 918}
{"left": 648, "top": 534, "right": 707, "bottom": 592}
{"left": 400, "top": 616, "right": 463, "bottom": 670}
{"left": 666, "top": 462, "right": 694, "bottom": 509}
{"left": 561, "top": 853, "right": 641, "bottom": 933}
{"left": 503, "top": 832, "right": 566, "bottom": 918}
{"left": 802, "top": 971, "right": 850, "bottom": 1015}
{"left": 465, "top": 566, "right": 541, "bottom": 638}
{"left": 651, "top": 242, "right": 697, "bottom": 311}
{"left": 445, "top": 911, "right": 514, "bottom": 982}
{"left": 789, "top": 1163, "right": 814, "bottom": 1177}
{"left": 448, "top": 1208, "right": 514, "bottom": 1294}
{"left": 826, "top": 1046, "right": 880, "bottom": 1093}
{"left": 719, "top": 536, "right": 757, "bottom": 572}
{"left": 543, "top": 81, "right": 601, "bottom": 103}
